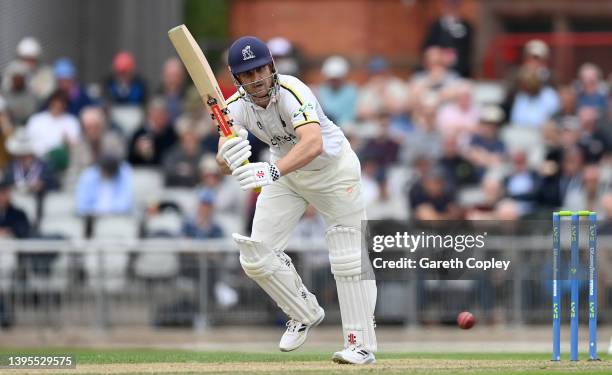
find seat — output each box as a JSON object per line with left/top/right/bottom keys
{"left": 162, "top": 188, "right": 198, "bottom": 215}
{"left": 216, "top": 213, "right": 241, "bottom": 238}
{"left": 473, "top": 81, "right": 506, "bottom": 105}
{"left": 132, "top": 168, "right": 164, "bottom": 207}
{"left": 0, "top": 251, "right": 17, "bottom": 291}
{"left": 134, "top": 252, "right": 180, "bottom": 280}
{"left": 27, "top": 253, "right": 71, "bottom": 293}
{"left": 458, "top": 186, "right": 485, "bottom": 207}
{"left": 109, "top": 105, "right": 144, "bottom": 137}
{"left": 83, "top": 249, "right": 130, "bottom": 293}
{"left": 11, "top": 192, "right": 37, "bottom": 223}
{"left": 43, "top": 192, "right": 76, "bottom": 217}
{"left": 146, "top": 211, "right": 184, "bottom": 237}
{"left": 500, "top": 125, "right": 545, "bottom": 167}
{"left": 93, "top": 216, "right": 139, "bottom": 239}
{"left": 39, "top": 216, "right": 85, "bottom": 239}
{"left": 387, "top": 165, "right": 415, "bottom": 195}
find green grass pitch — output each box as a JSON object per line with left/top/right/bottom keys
{"left": 0, "top": 348, "right": 609, "bottom": 374}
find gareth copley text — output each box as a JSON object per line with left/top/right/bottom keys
{"left": 371, "top": 232, "right": 487, "bottom": 253}
{"left": 372, "top": 257, "right": 511, "bottom": 271}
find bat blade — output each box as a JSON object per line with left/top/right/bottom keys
{"left": 168, "top": 24, "right": 234, "bottom": 138}
{"left": 168, "top": 25, "right": 260, "bottom": 192}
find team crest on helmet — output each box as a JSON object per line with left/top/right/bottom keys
{"left": 242, "top": 45, "right": 255, "bottom": 60}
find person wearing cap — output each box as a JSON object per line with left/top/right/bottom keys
{"left": 181, "top": 189, "right": 224, "bottom": 239}
{"left": 4, "top": 128, "right": 57, "bottom": 226}
{"left": 502, "top": 39, "right": 554, "bottom": 118}
{"left": 53, "top": 58, "right": 94, "bottom": 116}
{"left": 316, "top": 56, "right": 358, "bottom": 126}
{"left": 1, "top": 60, "right": 39, "bottom": 125}
{"left": 523, "top": 39, "right": 552, "bottom": 84}
{"left": 217, "top": 36, "right": 377, "bottom": 364}
{"left": 0, "top": 177, "right": 31, "bottom": 239}
{"left": 128, "top": 97, "right": 177, "bottom": 166}
{"left": 75, "top": 154, "right": 133, "bottom": 216}
{"left": 1, "top": 37, "right": 55, "bottom": 102}
{"left": 357, "top": 56, "right": 408, "bottom": 121}
{"left": 4, "top": 128, "right": 58, "bottom": 190}
{"left": 105, "top": 51, "right": 147, "bottom": 105}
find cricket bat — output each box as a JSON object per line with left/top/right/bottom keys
{"left": 168, "top": 25, "right": 237, "bottom": 137}
{"left": 168, "top": 25, "right": 260, "bottom": 190}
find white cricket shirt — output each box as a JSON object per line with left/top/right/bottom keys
{"left": 226, "top": 74, "right": 346, "bottom": 170}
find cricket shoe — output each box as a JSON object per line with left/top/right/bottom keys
{"left": 332, "top": 346, "right": 376, "bottom": 365}
{"left": 279, "top": 307, "right": 325, "bottom": 352}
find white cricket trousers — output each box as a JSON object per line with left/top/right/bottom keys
{"left": 251, "top": 140, "right": 365, "bottom": 248}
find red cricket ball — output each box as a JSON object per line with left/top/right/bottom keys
{"left": 457, "top": 311, "right": 475, "bottom": 329}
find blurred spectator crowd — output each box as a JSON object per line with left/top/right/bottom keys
{"left": 0, "top": 36, "right": 247, "bottom": 242}
{"left": 1, "top": 31, "right": 612, "bottom": 246}
{"left": 316, "top": 38, "right": 612, "bottom": 228}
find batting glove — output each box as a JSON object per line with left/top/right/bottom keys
{"left": 232, "top": 162, "right": 281, "bottom": 190}
{"left": 218, "top": 128, "right": 251, "bottom": 171}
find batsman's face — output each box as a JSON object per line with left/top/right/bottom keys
{"left": 237, "top": 64, "right": 274, "bottom": 104}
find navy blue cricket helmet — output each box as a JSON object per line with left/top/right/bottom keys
{"left": 228, "top": 36, "right": 273, "bottom": 75}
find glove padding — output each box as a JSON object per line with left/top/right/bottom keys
{"left": 218, "top": 128, "right": 251, "bottom": 171}
{"left": 232, "top": 162, "right": 280, "bottom": 191}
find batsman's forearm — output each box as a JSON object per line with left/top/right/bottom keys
{"left": 276, "top": 136, "right": 322, "bottom": 175}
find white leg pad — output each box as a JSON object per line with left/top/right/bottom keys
{"left": 233, "top": 233, "right": 322, "bottom": 324}
{"left": 326, "top": 226, "right": 377, "bottom": 352}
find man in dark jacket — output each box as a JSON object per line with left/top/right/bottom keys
{"left": 422, "top": 0, "right": 473, "bottom": 77}
{"left": 128, "top": 97, "right": 177, "bottom": 166}
{"left": 0, "top": 177, "right": 30, "bottom": 239}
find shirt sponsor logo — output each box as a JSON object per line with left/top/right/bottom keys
{"left": 270, "top": 133, "right": 297, "bottom": 146}
{"left": 292, "top": 102, "right": 314, "bottom": 118}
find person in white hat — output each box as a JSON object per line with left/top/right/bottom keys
{"left": 1, "top": 60, "right": 39, "bottom": 125}
{"left": 1, "top": 37, "right": 55, "bottom": 101}
{"left": 523, "top": 39, "right": 553, "bottom": 85}
{"left": 4, "top": 127, "right": 58, "bottom": 216}
{"left": 316, "top": 56, "right": 358, "bottom": 127}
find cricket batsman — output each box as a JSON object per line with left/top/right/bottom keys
{"left": 216, "top": 36, "right": 377, "bottom": 365}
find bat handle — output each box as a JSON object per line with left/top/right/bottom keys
{"left": 222, "top": 132, "right": 260, "bottom": 193}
